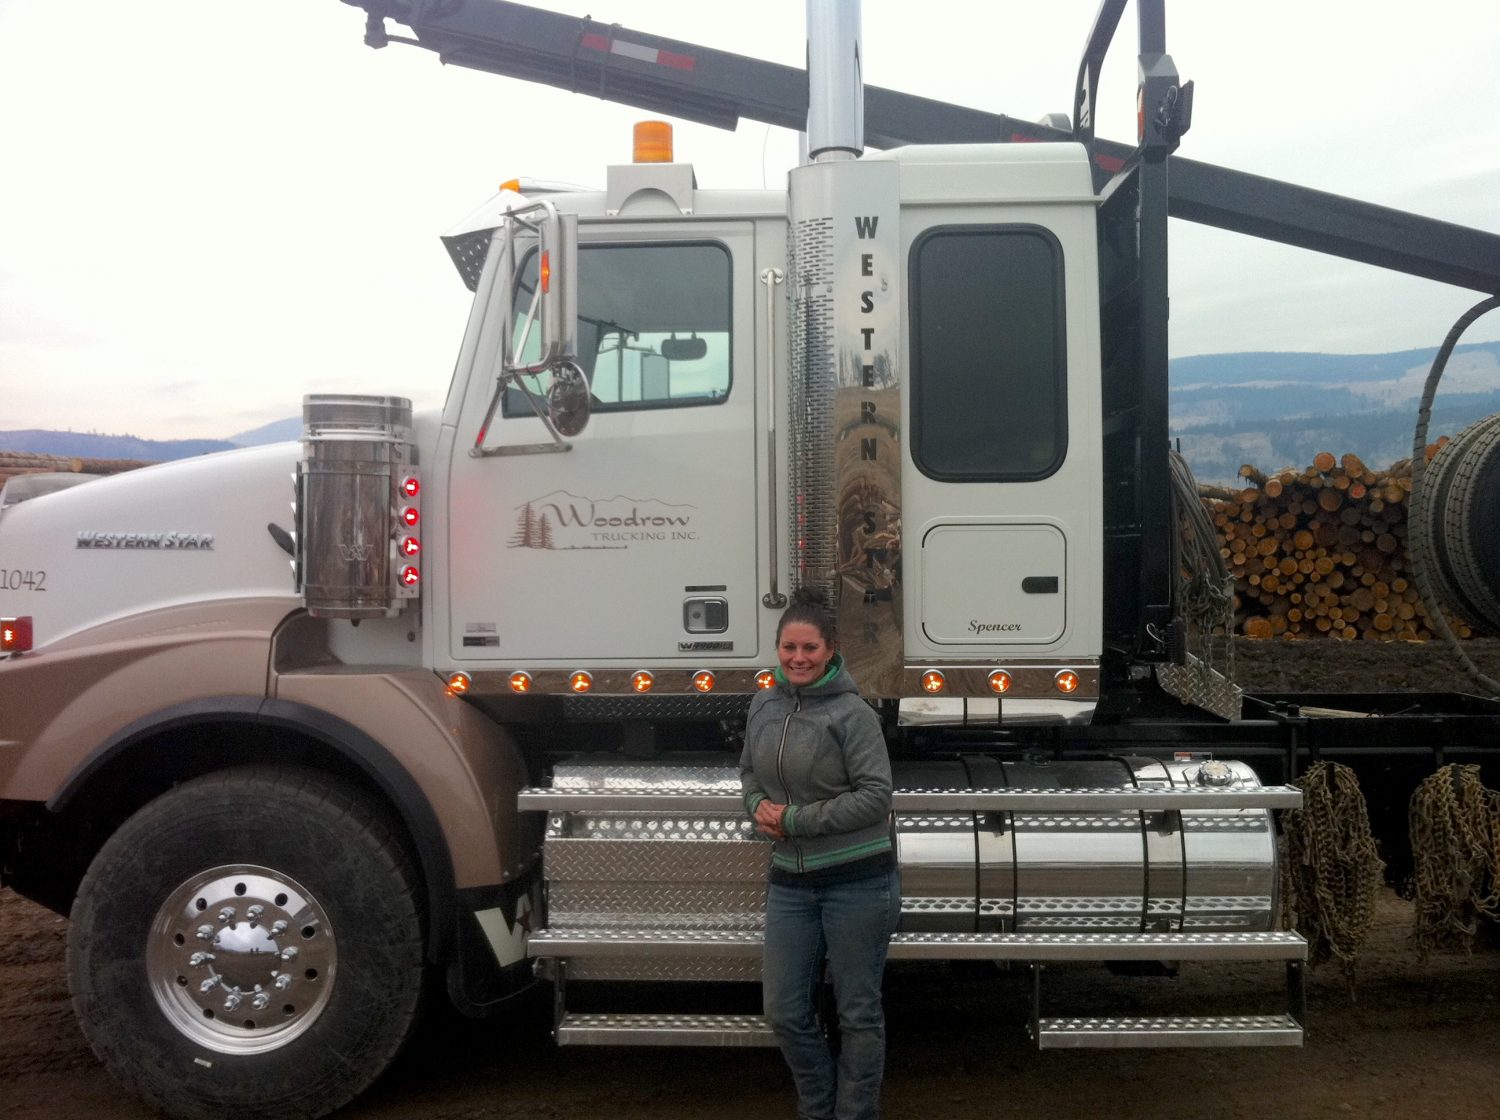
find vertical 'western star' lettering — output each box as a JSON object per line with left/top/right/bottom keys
{"left": 856, "top": 215, "right": 879, "bottom": 461}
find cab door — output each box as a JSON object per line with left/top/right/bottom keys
{"left": 446, "top": 223, "right": 760, "bottom": 666}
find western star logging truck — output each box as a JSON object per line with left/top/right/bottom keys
{"left": 3, "top": 2, "right": 1499, "bottom": 1116}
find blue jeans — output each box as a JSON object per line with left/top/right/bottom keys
{"left": 762, "top": 868, "right": 901, "bottom": 1120}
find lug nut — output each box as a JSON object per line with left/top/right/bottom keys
{"left": 252, "top": 992, "right": 271, "bottom": 1011}
{"left": 223, "top": 990, "right": 243, "bottom": 1012}
{"left": 246, "top": 905, "right": 264, "bottom": 922}
{"left": 188, "top": 952, "right": 215, "bottom": 967}
{"left": 218, "top": 907, "right": 236, "bottom": 923}
{"left": 196, "top": 925, "right": 216, "bottom": 941}
{"left": 200, "top": 976, "right": 219, "bottom": 993}
{"left": 274, "top": 973, "right": 293, "bottom": 991}
{"left": 270, "top": 920, "right": 289, "bottom": 935}
{"left": 280, "top": 947, "right": 299, "bottom": 962}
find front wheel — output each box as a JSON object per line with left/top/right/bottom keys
{"left": 68, "top": 767, "right": 425, "bottom": 1120}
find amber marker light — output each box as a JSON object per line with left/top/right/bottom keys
{"left": 1054, "top": 670, "right": 1081, "bottom": 695}
{"left": 691, "top": 670, "right": 716, "bottom": 693}
{"left": 631, "top": 671, "right": 654, "bottom": 693}
{"left": 755, "top": 670, "right": 777, "bottom": 690}
{"left": 920, "top": 670, "right": 946, "bottom": 694}
{"left": 446, "top": 672, "right": 471, "bottom": 696}
{"left": 508, "top": 671, "right": 533, "bottom": 694}
{"left": 633, "top": 119, "right": 673, "bottom": 163}
{"left": 569, "top": 671, "right": 593, "bottom": 694}
{"left": 988, "top": 669, "right": 1013, "bottom": 695}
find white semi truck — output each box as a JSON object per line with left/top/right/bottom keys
{"left": 2, "top": 2, "right": 1498, "bottom": 1118}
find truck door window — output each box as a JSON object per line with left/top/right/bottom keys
{"left": 504, "top": 242, "right": 732, "bottom": 416}
{"left": 909, "top": 226, "right": 1067, "bottom": 481}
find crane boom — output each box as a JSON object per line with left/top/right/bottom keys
{"left": 347, "top": 0, "right": 1500, "bottom": 293}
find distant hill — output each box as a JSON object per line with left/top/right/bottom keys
{"left": 1168, "top": 340, "right": 1500, "bottom": 483}
{"left": 226, "top": 418, "right": 301, "bottom": 446}
{"left": 0, "top": 430, "right": 236, "bottom": 462}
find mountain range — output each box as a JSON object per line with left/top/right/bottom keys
{"left": 6, "top": 343, "right": 1498, "bottom": 486}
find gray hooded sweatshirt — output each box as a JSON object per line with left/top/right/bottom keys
{"left": 738, "top": 655, "right": 894, "bottom": 875}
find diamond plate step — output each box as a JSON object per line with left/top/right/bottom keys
{"left": 1036, "top": 1013, "right": 1303, "bottom": 1048}
{"left": 519, "top": 785, "right": 1302, "bottom": 812}
{"left": 556, "top": 1012, "right": 778, "bottom": 1047}
{"left": 530, "top": 927, "right": 1307, "bottom": 963}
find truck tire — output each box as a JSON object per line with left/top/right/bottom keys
{"left": 67, "top": 766, "right": 425, "bottom": 1120}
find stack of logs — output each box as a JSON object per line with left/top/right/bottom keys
{"left": 0, "top": 450, "right": 149, "bottom": 488}
{"left": 1199, "top": 444, "right": 1472, "bottom": 641}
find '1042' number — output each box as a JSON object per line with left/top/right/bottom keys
{"left": 1, "top": 569, "right": 46, "bottom": 592}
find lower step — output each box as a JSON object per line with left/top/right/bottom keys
{"left": 1036, "top": 1013, "right": 1303, "bottom": 1049}
{"left": 557, "top": 1011, "right": 778, "bottom": 1048}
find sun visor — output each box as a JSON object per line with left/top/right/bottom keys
{"left": 440, "top": 188, "right": 529, "bottom": 293}
{"left": 440, "top": 181, "right": 592, "bottom": 292}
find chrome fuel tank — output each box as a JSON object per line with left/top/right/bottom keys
{"left": 893, "top": 757, "right": 1277, "bottom": 935}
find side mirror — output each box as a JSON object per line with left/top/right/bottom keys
{"left": 537, "top": 208, "right": 577, "bottom": 367}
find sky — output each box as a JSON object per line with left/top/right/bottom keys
{"left": 2, "top": 0, "right": 1497, "bottom": 441}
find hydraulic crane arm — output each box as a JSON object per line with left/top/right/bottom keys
{"left": 347, "top": 0, "right": 1500, "bottom": 293}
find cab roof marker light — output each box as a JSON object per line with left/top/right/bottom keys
{"left": 633, "top": 120, "right": 673, "bottom": 163}
{"left": 1, "top": 616, "right": 33, "bottom": 654}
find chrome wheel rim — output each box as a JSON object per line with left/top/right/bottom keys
{"left": 146, "top": 864, "right": 336, "bottom": 1054}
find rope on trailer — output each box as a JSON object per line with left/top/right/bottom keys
{"left": 1409, "top": 763, "right": 1500, "bottom": 956}
{"left": 1281, "top": 761, "right": 1385, "bottom": 985}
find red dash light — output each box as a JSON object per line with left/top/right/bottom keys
{"left": 399, "top": 565, "right": 420, "bottom": 587}
{"left": 401, "top": 477, "right": 420, "bottom": 499}
{"left": 401, "top": 507, "right": 420, "bottom": 528}
{"left": 401, "top": 537, "right": 421, "bottom": 557}
{"left": 1, "top": 616, "right": 33, "bottom": 654}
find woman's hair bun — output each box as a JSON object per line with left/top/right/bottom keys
{"left": 791, "top": 586, "right": 831, "bottom": 611}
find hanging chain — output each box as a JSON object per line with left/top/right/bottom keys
{"left": 1281, "top": 761, "right": 1385, "bottom": 990}
{"left": 1409, "top": 763, "right": 1500, "bottom": 956}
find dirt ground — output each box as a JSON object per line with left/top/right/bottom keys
{"left": 4, "top": 639, "right": 1499, "bottom": 1120}
{"left": 4, "top": 885, "right": 1499, "bottom": 1120}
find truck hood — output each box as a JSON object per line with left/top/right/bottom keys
{"left": 0, "top": 443, "right": 303, "bottom": 649}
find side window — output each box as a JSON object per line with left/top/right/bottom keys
{"left": 504, "top": 242, "right": 732, "bottom": 416}
{"left": 909, "top": 226, "right": 1067, "bottom": 480}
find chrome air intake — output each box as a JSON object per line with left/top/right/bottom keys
{"left": 297, "top": 394, "right": 417, "bottom": 619}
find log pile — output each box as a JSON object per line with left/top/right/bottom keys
{"left": 0, "top": 450, "right": 150, "bottom": 488}
{"left": 1199, "top": 444, "right": 1472, "bottom": 641}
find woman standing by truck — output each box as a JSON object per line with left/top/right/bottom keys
{"left": 739, "top": 590, "right": 900, "bottom": 1120}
